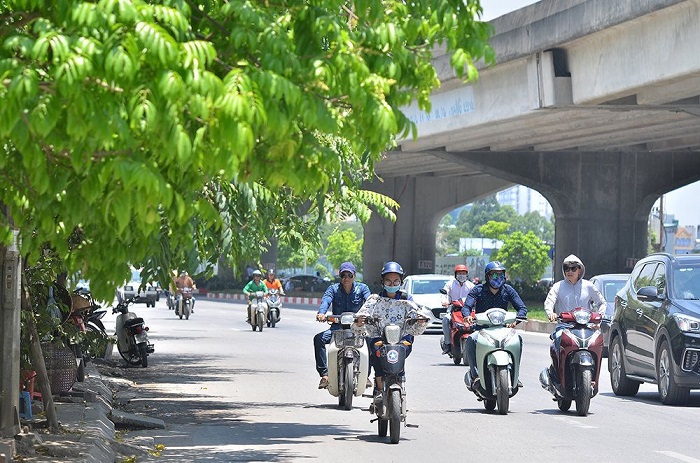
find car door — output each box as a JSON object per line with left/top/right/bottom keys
{"left": 623, "top": 262, "right": 659, "bottom": 374}
{"left": 635, "top": 263, "right": 667, "bottom": 374}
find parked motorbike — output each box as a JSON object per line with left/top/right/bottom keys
{"left": 539, "top": 307, "right": 603, "bottom": 416}
{"left": 73, "top": 287, "right": 109, "bottom": 366}
{"left": 166, "top": 290, "right": 176, "bottom": 310}
{"left": 266, "top": 289, "right": 282, "bottom": 328}
{"left": 438, "top": 289, "right": 473, "bottom": 365}
{"left": 464, "top": 308, "right": 524, "bottom": 415}
{"left": 325, "top": 312, "right": 369, "bottom": 410}
{"left": 356, "top": 296, "right": 431, "bottom": 444}
{"left": 176, "top": 287, "right": 194, "bottom": 320}
{"left": 248, "top": 291, "right": 269, "bottom": 332}
{"left": 113, "top": 296, "right": 154, "bottom": 367}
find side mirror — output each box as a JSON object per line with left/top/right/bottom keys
{"left": 637, "top": 285, "right": 661, "bottom": 301}
{"left": 439, "top": 288, "right": 447, "bottom": 295}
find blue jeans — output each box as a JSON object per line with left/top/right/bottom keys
{"left": 314, "top": 326, "right": 341, "bottom": 377}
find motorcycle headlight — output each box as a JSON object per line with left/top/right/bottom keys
{"left": 384, "top": 325, "right": 401, "bottom": 345}
{"left": 340, "top": 313, "right": 355, "bottom": 325}
{"left": 487, "top": 310, "right": 506, "bottom": 326}
{"left": 573, "top": 309, "right": 592, "bottom": 324}
{"left": 673, "top": 314, "right": 700, "bottom": 332}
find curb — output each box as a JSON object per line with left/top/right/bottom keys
{"left": 206, "top": 292, "right": 323, "bottom": 306}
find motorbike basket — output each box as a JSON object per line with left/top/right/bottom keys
{"left": 380, "top": 344, "right": 407, "bottom": 376}
{"left": 333, "top": 330, "right": 364, "bottom": 348}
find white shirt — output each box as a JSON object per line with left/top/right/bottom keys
{"left": 544, "top": 278, "right": 606, "bottom": 316}
{"left": 442, "top": 278, "right": 475, "bottom": 305}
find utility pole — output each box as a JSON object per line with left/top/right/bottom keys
{"left": 0, "top": 232, "right": 21, "bottom": 437}
{"left": 658, "top": 195, "right": 665, "bottom": 252}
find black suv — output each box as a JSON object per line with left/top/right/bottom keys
{"left": 609, "top": 253, "right": 700, "bottom": 405}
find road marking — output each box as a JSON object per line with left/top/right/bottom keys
{"left": 656, "top": 451, "right": 700, "bottom": 463}
{"left": 552, "top": 415, "right": 595, "bottom": 429}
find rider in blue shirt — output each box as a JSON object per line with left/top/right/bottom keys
{"left": 314, "top": 262, "right": 371, "bottom": 389}
{"left": 462, "top": 261, "right": 528, "bottom": 388}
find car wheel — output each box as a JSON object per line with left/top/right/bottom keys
{"left": 657, "top": 339, "right": 690, "bottom": 405}
{"left": 610, "top": 336, "right": 640, "bottom": 396}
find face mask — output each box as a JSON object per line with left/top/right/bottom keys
{"left": 456, "top": 274, "right": 468, "bottom": 283}
{"left": 488, "top": 274, "right": 505, "bottom": 289}
{"left": 384, "top": 285, "right": 401, "bottom": 293}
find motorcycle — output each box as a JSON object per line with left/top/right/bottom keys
{"left": 113, "top": 296, "right": 155, "bottom": 367}
{"left": 539, "top": 307, "right": 603, "bottom": 416}
{"left": 266, "top": 289, "right": 282, "bottom": 328}
{"left": 248, "top": 291, "right": 268, "bottom": 332}
{"left": 325, "top": 312, "right": 369, "bottom": 410}
{"left": 438, "top": 289, "right": 473, "bottom": 365}
{"left": 175, "top": 287, "right": 194, "bottom": 320}
{"left": 464, "top": 307, "right": 524, "bottom": 415}
{"left": 356, "top": 296, "right": 431, "bottom": 444}
{"left": 73, "top": 287, "right": 109, "bottom": 366}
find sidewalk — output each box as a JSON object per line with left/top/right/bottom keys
{"left": 1, "top": 361, "right": 164, "bottom": 463}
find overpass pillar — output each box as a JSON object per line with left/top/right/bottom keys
{"left": 363, "top": 175, "right": 511, "bottom": 287}
{"left": 438, "top": 150, "right": 700, "bottom": 279}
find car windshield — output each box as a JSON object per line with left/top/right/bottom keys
{"left": 673, "top": 266, "right": 700, "bottom": 300}
{"left": 602, "top": 280, "right": 626, "bottom": 300}
{"left": 410, "top": 279, "right": 449, "bottom": 294}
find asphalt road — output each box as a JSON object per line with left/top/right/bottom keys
{"left": 103, "top": 297, "right": 700, "bottom": 463}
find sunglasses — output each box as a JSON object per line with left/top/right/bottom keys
{"left": 563, "top": 265, "right": 580, "bottom": 272}
{"left": 340, "top": 273, "right": 354, "bottom": 279}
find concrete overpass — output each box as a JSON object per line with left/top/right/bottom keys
{"left": 364, "top": 0, "right": 700, "bottom": 284}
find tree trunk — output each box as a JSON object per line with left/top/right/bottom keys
{"left": 26, "top": 313, "right": 59, "bottom": 432}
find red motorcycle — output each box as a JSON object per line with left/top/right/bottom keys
{"left": 439, "top": 296, "right": 474, "bottom": 365}
{"left": 539, "top": 307, "right": 603, "bottom": 416}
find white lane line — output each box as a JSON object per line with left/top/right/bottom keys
{"left": 656, "top": 451, "right": 700, "bottom": 463}
{"left": 552, "top": 415, "right": 595, "bottom": 429}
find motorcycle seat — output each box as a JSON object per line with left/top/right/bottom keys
{"left": 124, "top": 317, "right": 144, "bottom": 328}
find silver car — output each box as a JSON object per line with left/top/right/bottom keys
{"left": 400, "top": 274, "right": 452, "bottom": 334}
{"left": 117, "top": 268, "right": 159, "bottom": 308}
{"left": 589, "top": 273, "right": 630, "bottom": 357}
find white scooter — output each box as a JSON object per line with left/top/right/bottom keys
{"left": 113, "top": 296, "right": 154, "bottom": 367}
{"left": 325, "top": 312, "right": 370, "bottom": 410}
{"left": 248, "top": 291, "right": 269, "bottom": 332}
{"left": 266, "top": 289, "right": 282, "bottom": 327}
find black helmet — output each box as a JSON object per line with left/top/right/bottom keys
{"left": 381, "top": 261, "right": 404, "bottom": 278}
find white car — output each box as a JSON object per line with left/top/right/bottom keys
{"left": 400, "top": 274, "right": 452, "bottom": 334}
{"left": 117, "top": 268, "right": 158, "bottom": 307}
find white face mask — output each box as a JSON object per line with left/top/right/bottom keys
{"left": 456, "top": 274, "right": 468, "bottom": 283}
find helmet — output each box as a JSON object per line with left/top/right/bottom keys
{"left": 252, "top": 270, "right": 262, "bottom": 277}
{"left": 268, "top": 269, "right": 275, "bottom": 276}
{"left": 381, "top": 261, "right": 404, "bottom": 278}
{"left": 454, "top": 264, "right": 468, "bottom": 276}
{"left": 484, "top": 261, "right": 506, "bottom": 278}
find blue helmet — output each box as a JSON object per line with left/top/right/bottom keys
{"left": 484, "top": 261, "right": 506, "bottom": 279}
{"left": 381, "top": 261, "right": 404, "bottom": 278}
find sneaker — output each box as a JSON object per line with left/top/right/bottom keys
{"left": 517, "top": 380, "right": 523, "bottom": 388}
{"left": 366, "top": 378, "right": 373, "bottom": 389}
{"left": 471, "top": 376, "right": 480, "bottom": 390}
{"left": 442, "top": 344, "right": 451, "bottom": 355}
{"left": 318, "top": 376, "right": 329, "bottom": 389}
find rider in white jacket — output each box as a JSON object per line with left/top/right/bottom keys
{"left": 544, "top": 254, "right": 606, "bottom": 321}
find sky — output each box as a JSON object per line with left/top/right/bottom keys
{"left": 479, "top": 0, "right": 700, "bottom": 229}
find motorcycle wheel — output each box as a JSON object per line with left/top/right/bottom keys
{"left": 483, "top": 399, "right": 496, "bottom": 411}
{"left": 118, "top": 340, "right": 142, "bottom": 366}
{"left": 388, "top": 389, "right": 401, "bottom": 444}
{"left": 139, "top": 343, "right": 148, "bottom": 368}
{"left": 271, "top": 311, "right": 277, "bottom": 328}
{"left": 378, "top": 418, "right": 388, "bottom": 437}
{"left": 575, "top": 369, "right": 592, "bottom": 416}
{"left": 452, "top": 344, "right": 461, "bottom": 365}
{"left": 461, "top": 341, "right": 469, "bottom": 367}
{"left": 72, "top": 344, "right": 85, "bottom": 382}
{"left": 496, "top": 366, "right": 510, "bottom": 415}
{"left": 184, "top": 302, "right": 190, "bottom": 320}
{"left": 343, "top": 359, "right": 354, "bottom": 411}
{"left": 557, "top": 398, "right": 572, "bottom": 412}
{"left": 257, "top": 312, "right": 264, "bottom": 332}
{"left": 83, "top": 322, "right": 108, "bottom": 362}
{"left": 178, "top": 300, "right": 183, "bottom": 319}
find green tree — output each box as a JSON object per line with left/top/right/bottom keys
{"left": 497, "top": 231, "right": 550, "bottom": 285}
{"left": 277, "top": 241, "right": 319, "bottom": 271}
{"left": 325, "top": 228, "right": 363, "bottom": 274}
{"left": 511, "top": 211, "right": 554, "bottom": 242}
{"left": 456, "top": 197, "right": 516, "bottom": 236}
{"left": 478, "top": 220, "right": 509, "bottom": 242}
{"left": 0, "top": 0, "right": 494, "bottom": 300}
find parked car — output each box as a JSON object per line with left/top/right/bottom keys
{"left": 281, "top": 274, "right": 330, "bottom": 293}
{"left": 400, "top": 274, "right": 452, "bottom": 334}
{"left": 609, "top": 253, "right": 700, "bottom": 405}
{"left": 589, "top": 273, "right": 630, "bottom": 357}
{"left": 117, "top": 268, "right": 158, "bottom": 307}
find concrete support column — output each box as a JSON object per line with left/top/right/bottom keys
{"left": 1, "top": 234, "right": 21, "bottom": 437}
{"left": 363, "top": 175, "right": 511, "bottom": 287}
